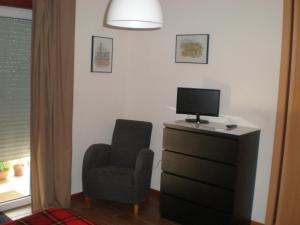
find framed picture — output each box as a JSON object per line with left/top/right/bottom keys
{"left": 175, "top": 34, "right": 209, "bottom": 64}
{"left": 91, "top": 36, "right": 113, "bottom": 73}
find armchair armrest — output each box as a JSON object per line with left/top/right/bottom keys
{"left": 82, "top": 144, "right": 111, "bottom": 192}
{"left": 134, "top": 148, "right": 154, "bottom": 200}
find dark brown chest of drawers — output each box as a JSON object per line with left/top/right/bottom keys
{"left": 160, "top": 120, "right": 260, "bottom": 225}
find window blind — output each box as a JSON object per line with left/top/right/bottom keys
{"left": 0, "top": 16, "right": 31, "bottom": 161}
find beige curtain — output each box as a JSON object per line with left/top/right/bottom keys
{"left": 266, "top": 0, "right": 300, "bottom": 224}
{"left": 30, "top": 0, "right": 76, "bottom": 211}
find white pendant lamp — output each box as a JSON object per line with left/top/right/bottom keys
{"left": 106, "top": 0, "right": 163, "bottom": 29}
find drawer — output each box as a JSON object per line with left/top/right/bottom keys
{"left": 162, "top": 151, "right": 236, "bottom": 189}
{"left": 160, "top": 194, "right": 231, "bottom": 225}
{"left": 161, "top": 173, "right": 234, "bottom": 212}
{"left": 163, "top": 128, "right": 238, "bottom": 164}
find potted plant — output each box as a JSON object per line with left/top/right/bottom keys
{"left": 13, "top": 162, "right": 24, "bottom": 177}
{"left": 0, "top": 161, "right": 11, "bottom": 180}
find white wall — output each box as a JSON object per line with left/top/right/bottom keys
{"left": 72, "top": 0, "right": 129, "bottom": 194}
{"left": 123, "top": 0, "right": 283, "bottom": 223}
{"left": 72, "top": 0, "right": 283, "bottom": 223}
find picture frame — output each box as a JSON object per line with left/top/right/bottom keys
{"left": 91, "top": 36, "right": 113, "bottom": 73}
{"left": 175, "top": 34, "right": 209, "bottom": 64}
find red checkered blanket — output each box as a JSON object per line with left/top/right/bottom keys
{"left": 3, "top": 208, "right": 97, "bottom": 225}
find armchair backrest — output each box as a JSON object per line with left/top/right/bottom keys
{"left": 110, "top": 119, "right": 152, "bottom": 168}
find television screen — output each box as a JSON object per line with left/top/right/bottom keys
{"left": 176, "top": 87, "right": 220, "bottom": 122}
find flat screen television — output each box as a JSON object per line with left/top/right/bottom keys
{"left": 176, "top": 87, "right": 220, "bottom": 123}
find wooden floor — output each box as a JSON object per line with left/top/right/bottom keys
{"left": 70, "top": 193, "right": 179, "bottom": 225}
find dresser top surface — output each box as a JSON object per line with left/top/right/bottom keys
{"left": 164, "top": 120, "right": 260, "bottom": 137}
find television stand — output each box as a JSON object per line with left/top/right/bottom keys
{"left": 161, "top": 121, "right": 260, "bottom": 225}
{"left": 185, "top": 114, "right": 209, "bottom": 124}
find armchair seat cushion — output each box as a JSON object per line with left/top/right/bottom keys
{"left": 87, "top": 165, "right": 134, "bottom": 188}
{"left": 85, "top": 165, "right": 139, "bottom": 203}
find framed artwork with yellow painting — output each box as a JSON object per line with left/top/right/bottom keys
{"left": 175, "top": 34, "right": 209, "bottom": 64}
{"left": 91, "top": 36, "right": 113, "bottom": 73}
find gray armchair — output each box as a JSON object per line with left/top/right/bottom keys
{"left": 82, "top": 119, "right": 154, "bottom": 215}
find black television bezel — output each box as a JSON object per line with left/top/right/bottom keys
{"left": 176, "top": 87, "right": 221, "bottom": 117}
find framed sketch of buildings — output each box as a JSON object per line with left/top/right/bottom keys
{"left": 91, "top": 36, "right": 113, "bottom": 73}
{"left": 175, "top": 34, "right": 209, "bottom": 64}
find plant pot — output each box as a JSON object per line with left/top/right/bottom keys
{"left": 0, "top": 170, "right": 9, "bottom": 180}
{"left": 13, "top": 164, "right": 24, "bottom": 177}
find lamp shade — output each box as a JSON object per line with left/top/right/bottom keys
{"left": 106, "top": 0, "right": 163, "bottom": 29}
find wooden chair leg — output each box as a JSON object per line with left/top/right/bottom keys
{"left": 84, "top": 196, "right": 92, "bottom": 208}
{"left": 133, "top": 204, "right": 139, "bottom": 216}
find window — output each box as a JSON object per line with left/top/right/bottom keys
{"left": 0, "top": 16, "right": 31, "bottom": 163}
